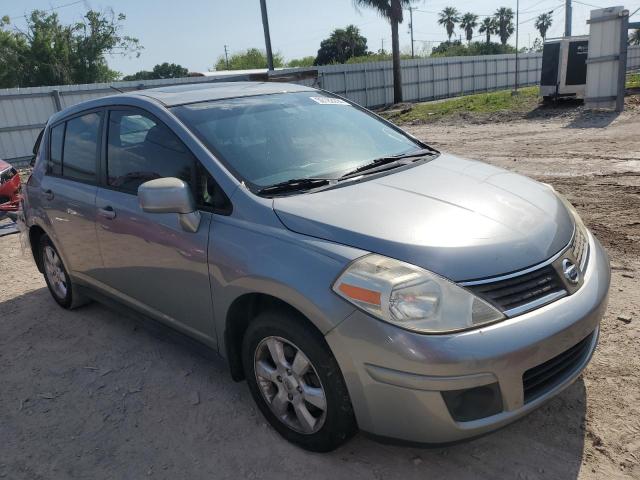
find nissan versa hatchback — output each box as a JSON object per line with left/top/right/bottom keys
{"left": 21, "top": 82, "right": 610, "bottom": 452}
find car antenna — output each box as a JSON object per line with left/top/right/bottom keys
{"left": 109, "top": 85, "right": 125, "bottom": 93}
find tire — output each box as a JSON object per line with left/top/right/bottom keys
{"left": 38, "top": 234, "right": 88, "bottom": 309}
{"left": 242, "top": 309, "right": 357, "bottom": 452}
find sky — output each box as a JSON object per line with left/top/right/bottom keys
{"left": 4, "top": 0, "right": 640, "bottom": 75}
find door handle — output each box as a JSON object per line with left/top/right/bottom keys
{"left": 41, "top": 188, "right": 54, "bottom": 201}
{"left": 98, "top": 206, "right": 116, "bottom": 220}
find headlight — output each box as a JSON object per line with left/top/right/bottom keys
{"left": 545, "top": 183, "right": 590, "bottom": 268}
{"left": 333, "top": 254, "right": 504, "bottom": 334}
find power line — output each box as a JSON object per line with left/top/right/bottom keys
{"left": 572, "top": 0, "right": 603, "bottom": 8}
{"left": 519, "top": 3, "right": 564, "bottom": 25}
{"left": 520, "top": 0, "right": 560, "bottom": 14}
{"left": 7, "top": 0, "right": 85, "bottom": 20}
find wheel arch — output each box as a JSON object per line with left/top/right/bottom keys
{"left": 224, "top": 292, "right": 325, "bottom": 382}
{"left": 28, "top": 224, "right": 47, "bottom": 273}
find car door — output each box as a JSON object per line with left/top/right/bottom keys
{"left": 39, "top": 110, "right": 103, "bottom": 277}
{"left": 93, "top": 107, "right": 215, "bottom": 343}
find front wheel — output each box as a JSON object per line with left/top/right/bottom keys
{"left": 242, "top": 310, "right": 357, "bottom": 452}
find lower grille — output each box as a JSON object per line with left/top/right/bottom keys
{"left": 468, "top": 265, "right": 565, "bottom": 313}
{"left": 523, "top": 333, "right": 594, "bottom": 403}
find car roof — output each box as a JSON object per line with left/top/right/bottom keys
{"left": 128, "top": 81, "right": 316, "bottom": 107}
{"left": 47, "top": 81, "right": 319, "bottom": 125}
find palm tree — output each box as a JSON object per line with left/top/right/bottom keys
{"left": 460, "top": 12, "right": 479, "bottom": 44}
{"left": 438, "top": 7, "right": 460, "bottom": 42}
{"left": 494, "top": 7, "right": 515, "bottom": 46}
{"left": 479, "top": 17, "right": 496, "bottom": 45}
{"left": 354, "top": 0, "right": 416, "bottom": 103}
{"left": 534, "top": 12, "right": 553, "bottom": 40}
{"left": 630, "top": 29, "right": 640, "bottom": 46}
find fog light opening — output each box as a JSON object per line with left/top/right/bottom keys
{"left": 441, "top": 383, "right": 503, "bottom": 422}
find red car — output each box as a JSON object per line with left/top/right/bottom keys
{"left": 0, "top": 159, "right": 21, "bottom": 220}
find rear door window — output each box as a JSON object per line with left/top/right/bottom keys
{"left": 62, "top": 112, "right": 101, "bottom": 182}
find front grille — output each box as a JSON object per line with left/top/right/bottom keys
{"left": 467, "top": 265, "right": 565, "bottom": 313}
{"left": 523, "top": 333, "right": 593, "bottom": 403}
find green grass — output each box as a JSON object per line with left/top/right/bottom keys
{"left": 380, "top": 87, "right": 540, "bottom": 124}
{"left": 627, "top": 73, "right": 640, "bottom": 89}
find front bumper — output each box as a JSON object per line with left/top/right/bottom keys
{"left": 325, "top": 232, "right": 610, "bottom": 444}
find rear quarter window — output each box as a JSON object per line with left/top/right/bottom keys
{"left": 48, "top": 124, "right": 64, "bottom": 176}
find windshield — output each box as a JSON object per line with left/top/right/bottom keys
{"left": 172, "top": 92, "right": 424, "bottom": 189}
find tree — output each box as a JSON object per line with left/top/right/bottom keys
{"left": 314, "top": 25, "right": 368, "bottom": 65}
{"left": 460, "top": 12, "right": 479, "bottom": 43}
{"left": 354, "top": 0, "right": 417, "bottom": 104}
{"left": 478, "top": 17, "right": 497, "bottom": 45}
{"left": 534, "top": 12, "right": 553, "bottom": 41}
{"left": 0, "top": 9, "right": 140, "bottom": 88}
{"left": 0, "top": 16, "right": 29, "bottom": 87}
{"left": 70, "top": 10, "right": 141, "bottom": 84}
{"left": 287, "top": 56, "right": 315, "bottom": 67}
{"left": 438, "top": 7, "right": 461, "bottom": 42}
{"left": 530, "top": 37, "right": 544, "bottom": 53}
{"left": 629, "top": 29, "right": 640, "bottom": 46}
{"left": 431, "top": 40, "right": 516, "bottom": 57}
{"left": 494, "top": 7, "right": 515, "bottom": 46}
{"left": 123, "top": 63, "right": 188, "bottom": 81}
{"left": 214, "top": 48, "right": 284, "bottom": 70}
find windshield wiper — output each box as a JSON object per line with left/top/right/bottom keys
{"left": 257, "top": 177, "right": 332, "bottom": 196}
{"left": 340, "top": 148, "right": 435, "bottom": 178}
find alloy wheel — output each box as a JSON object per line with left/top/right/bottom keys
{"left": 43, "top": 245, "right": 68, "bottom": 299}
{"left": 254, "top": 336, "right": 327, "bottom": 434}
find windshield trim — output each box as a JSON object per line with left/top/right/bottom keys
{"left": 170, "top": 90, "right": 438, "bottom": 195}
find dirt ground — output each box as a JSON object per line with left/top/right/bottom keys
{"left": 1, "top": 100, "right": 639, "bottom": 480}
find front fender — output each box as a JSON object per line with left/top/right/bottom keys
{"left": 208, "top": 215, "right": 366, "bottom": 358}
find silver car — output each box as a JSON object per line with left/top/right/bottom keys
{"left": 21, "top": 82, "right": 610, "bottom": 452}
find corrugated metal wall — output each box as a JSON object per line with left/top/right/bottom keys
{"left": 318, "top": 53, "right": 543, "bottom": 107}
{"left": 1, "top": 47, "right": 639, "bottom": 166}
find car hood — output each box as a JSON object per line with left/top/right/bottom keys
{"left": 273, "top": 154, "right": 574, "bottom": 281}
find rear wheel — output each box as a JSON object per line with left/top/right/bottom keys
{"left": 242, "top": 310, "right": 357, "bottom": 452}
{"left": 39, "top": 234, "right": 87, "bottom": 309}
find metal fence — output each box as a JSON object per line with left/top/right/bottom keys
{"left": 319, "top": 52, "right": 544, "bottom": 108}
{"left": 2, "top": 46, "right": 639, "bottom": 167}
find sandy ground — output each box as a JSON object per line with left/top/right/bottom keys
{"left": 1, "top": 101, "right": 639, "bottom": 480}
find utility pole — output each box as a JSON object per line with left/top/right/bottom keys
{"left": 259, "top": 0, "right": 274, "bottom": 71}
{"left": 381, "top": 38, "right": 384, "bottom": 54}
{"left": 564, "top": 0, "right": 572, "bottom": 36}
{"left": 408, "top": 7, "right": 415, "bottom": 58}
{"left": 514, "top": 0, "right": 520, "bottom": 94}
{"left": 224, "top": 45, "right": 229, "bottom": 70}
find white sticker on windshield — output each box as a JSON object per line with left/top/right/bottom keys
{"left": 309, "top": 96, "right": 350, "bottom": 105}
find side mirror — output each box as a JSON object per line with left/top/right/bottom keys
{"left": 138, "top": 177, "right": 201, "bottom": 233}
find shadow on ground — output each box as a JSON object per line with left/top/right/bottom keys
{"left": 0, "top": 288, "right": 588, "bottom": 480}
{"left": 524, "top": 98, "right": 621, "bottom": 129}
